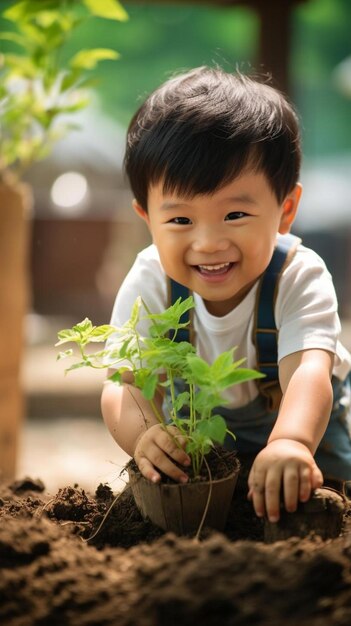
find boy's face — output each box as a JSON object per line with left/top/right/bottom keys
{"left": 134, "top": 171, "right": 301, "bottom": 316}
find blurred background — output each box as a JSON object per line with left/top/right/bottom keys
{"left": 1, "top": 0, "right": 350, "bottom": 493}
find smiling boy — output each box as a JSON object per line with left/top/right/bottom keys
{"left": 101, "top": 67, "right": 351, "bottom": 523}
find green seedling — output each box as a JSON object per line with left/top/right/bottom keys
{"left": 56, "top": 296, "right": 264, "bottom": 477}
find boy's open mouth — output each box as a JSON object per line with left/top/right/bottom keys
{"left": 195, "top": 262, "right": 233, "bottom": 276}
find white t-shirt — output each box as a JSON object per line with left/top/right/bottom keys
{"left": 106, "top": 235, "right": 351, "bottom": 409}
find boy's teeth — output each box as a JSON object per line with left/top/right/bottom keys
{"left": 199, "top": 263, "right": 230, "bottom": 271}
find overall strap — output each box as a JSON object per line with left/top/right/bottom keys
{"left": 167, "top": 278, "right": 195, "bottom": 343}
{"left": 253, "top": 233, "right": 301, "bottom": 410}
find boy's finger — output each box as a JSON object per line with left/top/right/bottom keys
{"left": 251, "top": 488, "right": 266, "bottom": 519}
{"left": 249, "top": 470, "right": 267, "bottom": 518}
{"left": 138, "top": 443, "right": 189, "bottom": 483}
{"left": 159, "top": 428, "right": 191, "bottom": 466}
{"left": 298, "top": 465, "right": 312, "bottom": 502}
{"left": 264, "top": 469, "right": 282, "bottom": 522}
{"left": 167, "top": 426, "right": 189, "bottom": 450}
{"left": 311, "top": 464, "right": 324, "bottom": 489}
{"left": 283, "top": 464, "right": 299, "bottom": 512}
{"left": 136, "top": 455, "right": 161, "bottom": 484}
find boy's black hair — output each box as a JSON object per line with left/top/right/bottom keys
{"left": 124, "top": 66, "right": 301, "bottom": 210}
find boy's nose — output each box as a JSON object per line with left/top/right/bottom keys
{"left": 192, "top": 227, "right": 231, "bottom": 254}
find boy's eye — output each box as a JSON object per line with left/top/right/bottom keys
{"left": 169, "top": 217, "right": 192, "bottom": 225}
{"left": 225, "top": 211, "right": 248, "bottom": 221}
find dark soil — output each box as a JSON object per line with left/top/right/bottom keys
{"left": 1, "top": 468, "right": 351, "bottom": 626}
{"left": 149, "top": 446, "right": 240, "bottom": 483}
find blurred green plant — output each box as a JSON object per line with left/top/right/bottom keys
{"left": 0, "top": 0, "right": 128, "bottom": 179}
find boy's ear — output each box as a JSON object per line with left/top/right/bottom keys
{"left": 132, "top": 199, "right": 150, "bottom": 226}
{"left": 278, "top": 183, "right": 302, "bottom": 234}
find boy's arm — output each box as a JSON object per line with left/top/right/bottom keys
{"left": 248, "top": 349, "right": 334, "bottom": 522}
{"left": 101, "top": 370, "right": 190, "bottom": 483}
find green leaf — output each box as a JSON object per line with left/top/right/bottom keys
{"left": 193, "top": 388, "right": 224, "bottom": 415}
{"left": 173, "top": 391, "right": 190, "bottom": 412}
{"left": 60, "top": 69, "right": 81, "bottom": 92}
{"left": 145, "top": 296, "right": 194, "bottom": 338}
{"left": 73, "top": 318, "right": 94, "bottom": 335}
{"left": 55, "top": 318, "right": 113, "bottom": 347}
{"left": 4, "top": 54, "right": 38, "bottom": 78}
{"left": 193, "top": 415, "right": 227, "bottom": 446}
{"left": 70, "top": 48, "right": 120, "bottom": 70}
{"left": 109, "top": 370, "right": 122, "bottom": 384}
{"left": 118, "top": 336, "right": 132, "bottom": 358}
{"left": 225, "top": 427, "right": 236, "bottom": 443}
{"left": 55, "top": 328, "right": 81, "bottom": 346}
{"left": 56, "top": 349, "right": 73, "bottom": 360}
{"left": 134, "top": 368, "right": 148, "bottom": 392}
{"left": 0, "top": 32, "right": 27, "bottom": 48}
{"left": 92, "top": 324, "right": 116, "bottom": 337}
{"left": 82, "top": 0, "right": 129, "bottom": 22}
{"left": 49, "top": 98, "right": 91, "bottom": 115}
{"left": 186, "top": 355, "right": 211, "bottom": 383}
{"left": 172, "top": 416, "right": 192, "bottom": 428}
{"left": 142, "top": 373, "right": 158, "bottom": 400}
{"left": 218, "top": 368, "right": 265, "bottom": 388}
{"left": 207, "top": 414, "right": 227, "bottom": 443}
{"left": 108, "top": 365, "right": 131, "bottom": 379}
{"left": 89, "top": 325, "right": 116, "bottom": 342}
{"left": 107, "top": 338, "right": 134, "bottom": 361}
{"left": 3, "top": 0, "right": 62, "bottom": 25}
{"left": 211, "top": 350, "right": 235, "bottom": 375}
{"left": 129, "top": 296, "right": 142, "bottom": 330}
{"left": 34, "top": 10, "right": 66, "bottom": 29}
{"left": 64, "top": 360, "right": 89, "bottom": 373}
{"left": 186, "top": 431, "right": 213, "bottom": 456}
{"left": 3, "top": 1, "right": 28, "bottom": 22}
{"left": 4, "top": 1, "right": 61, "bottom": 22}
{"left": 18, "top": 21, "right": 48, "bottom": 46}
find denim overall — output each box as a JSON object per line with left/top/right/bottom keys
{"left": 168, "top": 234, "right": 351, "bottom": 482}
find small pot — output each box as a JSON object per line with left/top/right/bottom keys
{"left": 128, "top": 456, "right": 240, "bottom": 536}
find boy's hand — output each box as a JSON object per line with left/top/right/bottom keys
{"left": 133, "top": 424, "right": 191, "bottom": 484}
{"left": 247, "top": 439, "right": 323, "bottom": 523}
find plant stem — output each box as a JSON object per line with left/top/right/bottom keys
{"left": 193, "top": 455, "right": 213, "bottom": 541}
{"left": 168, "top": 368, "right": 177, "bottom": 421}
{"left": 149, "top": 398, "right": 165, "bottom": 425}
{"left": 189, "top": 382, "right": 195, "bottom": 435}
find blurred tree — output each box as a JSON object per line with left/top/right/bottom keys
{"left": 0, "top": 0, "right": 128, "bottom": 177}
{"left": 61, "top": 3, "right": 258, "bottom": 126}
{"left": 292, "top": 0, "right": 351, "bottom": 156}
{"left": 53, "top": 0, "right": 349, "bottom": 159}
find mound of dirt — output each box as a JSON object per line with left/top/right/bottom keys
{"left": 1, "top": 475, "right": 351, "bottom": 626}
